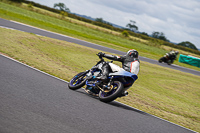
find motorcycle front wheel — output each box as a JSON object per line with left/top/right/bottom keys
{"left": 99, "top": 81, "right": 123, "bottom": 103}
{"left": 167, "top": 60, "right": 173, "bottom": 65}
{"left": 68, "top": 72, "right": 88, "bottom": 90}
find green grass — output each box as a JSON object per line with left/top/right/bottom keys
{"left": 0, "top": 27, "right": 200, "bottom": 132}
{"left": 0, "top": 1, "right": 200, "bottom": 131}
{"left": 0, "top": 1, "right": 199, "bottom": 72}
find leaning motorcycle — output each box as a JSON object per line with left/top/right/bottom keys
{"left": 158, "top": 56, "right": 175, "bottom": 65}
{"left": 68, "top": 53, "right": 138, "bottom": 103}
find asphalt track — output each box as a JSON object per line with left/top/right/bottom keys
{"left": 0, "top": 18, "right": 198, "bottom": 132}
{"left": 0, "top": 18, "right": 199, "bottom": 76}
{"left": 0, "top": 54, "right": 196, "bottom": 133}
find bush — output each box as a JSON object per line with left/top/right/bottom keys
{"left": 17, "top": 0, "right": 200, "bottom": 55}
{"left": 9, "top": 0, "right": 24, "bottom": 3}
{"left": 122, "top": 30, "right": 129, "bottom": 37}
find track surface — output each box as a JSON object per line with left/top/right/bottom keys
{"left": 0, "top": 18, "right": 197, "bottom": 132}
{"left": 0, "top": 18, "right": 199, "bottom": 76}
{"left": 0, "top": 54, "right": 195, "bottom": 133}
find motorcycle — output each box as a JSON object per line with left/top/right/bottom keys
{"left": 68, "top": 53, "right": 138, "bottom": 103}
{"left": 158, "top": 55, "right": 176, "bottom": 65}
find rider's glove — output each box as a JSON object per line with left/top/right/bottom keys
{"left": 98, "top": 52, "right": 105, "bottom": 58}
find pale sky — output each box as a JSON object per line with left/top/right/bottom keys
{"left": 29, "top": 0, "right": 200, "bottom": 49}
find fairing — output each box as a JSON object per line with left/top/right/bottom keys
{"left": 109, "top": 70, "right": 138, "bottom": 81}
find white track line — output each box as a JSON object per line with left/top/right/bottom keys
{"left": 0, "top": 53, "right": 197, "bottom": 133}
{"left": 0, "top": 21, "right": 198, "bottom": 132}
{"left": 1, "top": 20, "right": 198, "bottom": 132}
{"left": 1, "top": 20, "right": 200, "bottom": 74}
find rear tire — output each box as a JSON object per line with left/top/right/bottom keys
{"left": 99, "top": 81, "right": 123, "bottom": 103}
{"left": 68, "top": 72, "right": 87, "bottom": 90}
{"left": 158, "top": 57, "right": 164, "bottom": 63}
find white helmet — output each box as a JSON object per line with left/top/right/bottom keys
{"left": 127, "top": 49, "right": 138, "bottom": 58}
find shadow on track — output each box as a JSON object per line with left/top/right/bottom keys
{"left": 74, "top": 89, "right": 149, "bottom": 116}
{"left": 108, "top": 101, "right": 150, "bottom": 116}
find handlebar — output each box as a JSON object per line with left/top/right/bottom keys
{"left": 96, "top": 53, "right": 103, "bottom": 60}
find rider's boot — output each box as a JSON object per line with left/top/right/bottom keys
{"left": 121, "top": 91, "right": 128, "bottom": 97}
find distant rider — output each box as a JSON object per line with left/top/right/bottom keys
{"left": 164, "top": 50, "right": 179, "bottom": 60}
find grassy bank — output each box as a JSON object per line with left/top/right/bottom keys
{"left": 0, "top": 1, "right": 199, "bottom": 71}
{"left": 0, "top": 27, "right": 199, "bottom": 132}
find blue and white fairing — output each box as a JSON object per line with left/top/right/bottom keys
{"left": 109, "top": 70, "right": 138, "bottom": 81}
{"left": 108, "top": 62, "right": 138, "bottom": 81}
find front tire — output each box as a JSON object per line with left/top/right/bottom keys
{"left": 68, "top": 72, "right": 87, "bottom": 90}
{"left": 167, "top": 60, "right": 173, "bottom": 65}
{"left": 99, "top": 81, "right": 123, "bottom": 103}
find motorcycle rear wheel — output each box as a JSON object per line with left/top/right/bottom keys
{"left": 99, "top": 81, "right": 123, "bottom": 103}
{"left": 158, "top": 57, "right": 165, "bottom": 63}
{"left": 68, "top": 72, "right": 87, "bottom": 90}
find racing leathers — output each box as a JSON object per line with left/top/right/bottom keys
{"left": 98, "top": 53, "right": 140, "bottom": 80}
{"left": 165, "top": 51, "right": 177, "bottom": 60}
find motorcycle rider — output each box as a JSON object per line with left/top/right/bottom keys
{"left": 97, "top": 49, "right": 140, "bottom": 96}
{"left": 165, "top": 50, "right": 179, "bottom": 60}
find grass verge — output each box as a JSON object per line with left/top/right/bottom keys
{"left": 0, "top": 27, "right": 199, "bottom": 132}
{"left": 0, "top": 1, "right": 199, "bottom": 71}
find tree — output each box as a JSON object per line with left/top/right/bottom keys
{"left": 9, "top": 0, "right": 24, "bottom": 3}
{"left": 95, "top": 18, "right": 112, "bottom": 26}
{"left": 151, "top": 31, "right": 169, "bottom": 42}
{"left": 141, "top": 32, "right": 149, "bottom": 36}
{"left": 54, "top": 3, "right": 70, "bottom": 12}
{"left": 95, "top": 18, "right": 104, "bottom": 23}
{"left": 126, "top": 20, "right": 138, "bottom": 32}
{"left": 177, "top": 41, "right": 198, "bottom": 50}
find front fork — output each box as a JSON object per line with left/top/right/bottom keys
{"left": 107, "top": 76, "right": 114, "bottom": 87}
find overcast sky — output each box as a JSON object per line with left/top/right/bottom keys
{"left": 30, "top": 0, "right": 200, "bottom": 49}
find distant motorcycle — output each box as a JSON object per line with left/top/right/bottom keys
{"left": 68, "top": 53, "right": 138, "bottom": 103}
{"left": 158, "top": 56, "right": 175, "bottom": 65}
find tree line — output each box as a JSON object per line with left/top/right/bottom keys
{"left": 125, "top": 20, "right": 198, "bottom": 50}
{"left": 8, "top": 0, "right": 200, "bottom": 53}
{"left": 53, "top": 2, "right": 198, "bottom": 51}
